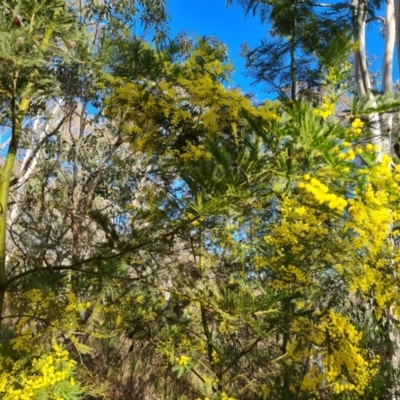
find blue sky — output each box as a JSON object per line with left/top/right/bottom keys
{"left": 365, "top": 20, "right": 399, "bottom": 87}
{"left": 167, "top": 0, "right": 397, "bottom": 97}
{"left": 167, "top": 0, "right": 268, "bottom": 98}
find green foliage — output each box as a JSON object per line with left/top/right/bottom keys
{"left": 1, "top": 1, "right": 400, "bottom": 400}
{"left": 229, "top": 0, "right": 353, "bottom": 99}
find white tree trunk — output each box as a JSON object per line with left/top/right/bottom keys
{"left": 352, "top": 1, "right": 400, "bottom": 398}
{"left": 383, "top": 0, "right": 395, "bottom": 95}
{"left": 382, "top": 0, "right": 395, "bottom": 154}
{"left": 383, "top": 2, "right": 400, "bottom": 395}
{"left": 352, "top": 0, "right": 388, "bottom": 157}
{"left": 394, "top": 0, "right": 400, "bottom": 79}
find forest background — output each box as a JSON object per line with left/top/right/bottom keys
{"left": 2, "top": 0, "right": 400, "bottom": 399}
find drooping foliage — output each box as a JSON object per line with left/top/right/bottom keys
{"left": 227, "top": 0, "right": 354, "bottom": 100}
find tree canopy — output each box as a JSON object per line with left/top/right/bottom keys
{"left": 1, "top": 0, "right": 400, "bottom": 399}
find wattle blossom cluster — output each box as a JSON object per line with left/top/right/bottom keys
{"left": 314, "top": 96, "right": 335, "bottom": 119}
{"left": 0, "top": 343, "right": 79, "bottom": 400}
{"left": 349, "top": 117, "right": 364, "bottom": 136}
{"left": 175, "top": 355, "right": 190, "bottom": 366}
{"left": 292, "top": 311, "right": 379, "bottom": 397}
{"left": 298, "top": 175, "right": 348, "bottom": 211}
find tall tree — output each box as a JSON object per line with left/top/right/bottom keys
{"left": 228, "top": 0, "right": 353, "bottom": 100}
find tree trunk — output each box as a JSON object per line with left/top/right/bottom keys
{"left": 352, "top": 0, "right": 388, "bottom": 157}
{"left": 382, "top": 0, "right": 395, "bottom": 153}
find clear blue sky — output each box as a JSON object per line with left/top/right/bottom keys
{"left": 167, "top": 1, "right": 397, "bottom": 96}
{"left": 365, "top": 21, "right": 399, "bottom": 87}
{"left": 167, "top": 0, "right": 268, "bottom": 99}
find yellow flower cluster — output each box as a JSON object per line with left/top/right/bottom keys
{"left": 65, "top": 292, "right": 91, "bottom": 313}
{"left": 11, "top": 330, "right": 38, "bottom": 353}
{"left": 258, "top": 384, "right": 270, "bottom": 400}
{"left": 179, "top": 143, "right": 212, "bottom": 162}
{"left": 258, "top": 100, "right": 280, "bottom": 122}
{"left": 314, "top": 97, "right": 335, "bottom": 119}
{"left": 300, "top": 366, "right": 322, "bottom": 393}
{"left": 278, "top": 264, "right": 307, "bottom": 283}
{"left": 334, "top": 141, "right": 357, "bottom": 161}
{"left": 24, "top": 288, "right": 42, "bottom": 303}
{"left": 338, "top": 147, "right": 355, "bottom": 161}
{"left": 365, "top": 143, "right": 380, "bottom": 152}
{"left": 349, "top": 117, "right": 364, "bottom": 136}
{"left": 0, "top": 343, "right": 77, "bottom": 400}
{"left": 341, "top": 153, "right": 400, "bottom": 318}
{"left": 260, "top": 196, "right": 338, "bottom": 308}
{"left": 351, "top": 40, "right": 360, "bottom": 51}
{"left": 322, "top": 311, "right": 379, "bottom": 396}
{"left": 256, "top": 164, "right": 397, "bottom": 397}
{"left": 176, "top": 355, "right": 190, "bottom": 366}
{"left": 221, "top": 392, "right": 236, "bottom": 400}
{"left": 370, "top": 154, "right": 396, "bottom": 188}
{"left": 322, "top": 62, "right": 352, "bottom": 88}
{"left": 115, "top": 314, "right": 123, "bottom": 327}
{"left": 298, "top": 175, "right": 347, "bottom": 211}
{"left": 296, "top": 311, "right": 379, "bottom": 396}
{"left": 211, "top": 349, "right": 220, "bottom": 364}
